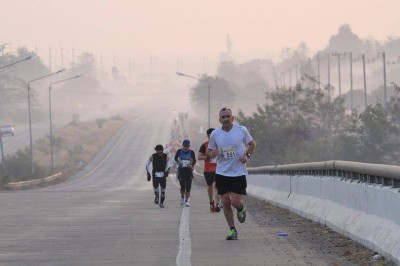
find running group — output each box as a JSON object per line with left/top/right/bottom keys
{"left": 145, "top": 107, "right": 256, "bottom": 240}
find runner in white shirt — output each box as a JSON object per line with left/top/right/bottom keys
{"left": 208, "top": 107, "right": 256, "bottom": 240}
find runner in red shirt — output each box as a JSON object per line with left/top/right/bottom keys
{"left": 198, "top": 128, "right": 222, "bottom": 213}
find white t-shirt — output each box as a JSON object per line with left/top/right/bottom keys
{"left": 208, "top": 124, "right": 253, "bottom": 177}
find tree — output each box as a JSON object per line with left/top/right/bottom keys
{"left": 0, "top": 48, "right": 49, "bottom": 121}
{"left": 325, "top": 24, "right": 363, "bottom": 53}
{"left": 73, "top": 52, "right": 97, "bottom": 78}
{"left": 217, "top": 59, "right": 272, "bottom": 113}
{"left": 189, "top": 75, "right": 235, "bottom": 118}
{"left": 355, "top": 104, "right": 399, "bottom": 163}
{"left": 236, "top": 84, "right": 349, "bottom": 165}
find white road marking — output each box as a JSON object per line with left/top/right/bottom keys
{"left": 176, "top": 206, "right": 192, "bottom": 266}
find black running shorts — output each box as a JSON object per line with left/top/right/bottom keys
{"left": 215, "top": 174, "right": 247, "bottom": 195}
{"left": 203, "top": 172, "right": 216, "bottom": 186}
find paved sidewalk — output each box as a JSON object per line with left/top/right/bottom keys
{"left": 170, "top": 175, "right": 334, "bottom": 266}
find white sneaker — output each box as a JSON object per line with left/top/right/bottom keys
{"left": 185, "top": 201, "right": 190, "bottom": 207}
{"left": 179, "top": 198, "right": 184, "bottom": 206}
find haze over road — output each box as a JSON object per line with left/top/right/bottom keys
{"left": 0, "top": 105, "right": 365, "bottom": 266}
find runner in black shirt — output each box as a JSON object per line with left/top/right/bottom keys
{"left": 146, "top": 144, "right": 170, "bottom": 208}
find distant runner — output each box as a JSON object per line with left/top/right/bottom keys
{"left": 146, "top": 144, "right": 170, "bottom": 208}
{"left": 174, "top": 139, "right": 196, "bottom": 207}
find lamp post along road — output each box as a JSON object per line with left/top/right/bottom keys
{"left": 176, "top": 71, "right": 211, "bottom": 128}
{"left": 49, "top": 75, "right": 81, "bottom": 174}
{"left": 28, "top": 68, "right": 65, "bottom": 176}
{"left": 0, "top": 56, "right": 35, "bottom": 70}
{"left": 0, "top": 56, "right": 35, "bottom": 176}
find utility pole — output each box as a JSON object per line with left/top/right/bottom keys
{"left": 72, "top": 47, "right": 78, "bottom": 67}
{"left": 60, "top": 47, "right": 64, "bottom": 69}
{"left": 317, "top": 53, "right": 320, "bottom": 89}
{"left": 327, "top": 53, "right": 331, "bottom": 99}
{"left": 128, "top": 57, "right": 132, "bottom": 83}
{"left": 273, "top": 65, "right": 278, "bottom": 89}
{"left": 99, "top": 54, "right": 103, "bottom": 80}
{"left": 203, "top": 56, "right": 207, "bottom": 74}
{"left": 348, "top": 52, "right": 353, "bottom": 113}
{"left": 332, "top": 52, "right": 345, "bottom": 96}
{"left": 361, "top": 54, "right": 367, "bottom": 109}
{"left": 49, "top": 46, "right": 52, "bottom": 72}
{"left": 378, "top": 52, "right": 387, "bottom": 109}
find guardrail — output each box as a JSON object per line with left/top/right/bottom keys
{"left": 248, "top": 160, "right": 400, "bottom": 189}
{"left": 247, "top": 160, "right": 400, "bottom": 264}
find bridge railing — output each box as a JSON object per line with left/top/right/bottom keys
{"left": 247, "top": 160, "right": 400, "bottom": 264}
{"left": 248, "top": 160, "right": 400, "bottom": 188}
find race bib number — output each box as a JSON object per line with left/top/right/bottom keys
{"left": 220, "top": 146, "right": 236, "bottom": 159}
{"left": 155, "top": 172, "right": 164, "bottom": 178}
{"left": 181, "top": 159, "right": 191, "bottom": 167}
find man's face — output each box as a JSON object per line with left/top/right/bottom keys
{"left": 182, "top": 144, "right": 190, "bottom": 151}
{"left": 155, "top": 150, "right": 163, "bottom": 155}
{"left": 219, "top": 110, "right": 234, "bottom": 126}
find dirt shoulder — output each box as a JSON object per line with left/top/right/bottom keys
{"left": 245, "top": 196, "right": 393, "bottom": 266}
{"left": 3, "top": 118, "right": 126, "bottom": 188}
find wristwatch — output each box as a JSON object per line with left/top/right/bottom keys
{"left": 245, "top": 153, "right": 251, "bottom": 158}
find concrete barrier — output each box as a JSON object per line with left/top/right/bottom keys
{"left": 5, "top": 172, "right": 63, "bottom": 189}
{"left": 247, "top": 173, "right": 400, "bottom": 265}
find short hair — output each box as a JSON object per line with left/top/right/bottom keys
{"left": 154, "top": 144, "right": 164, "bottom": 151}
{"left": 206, "top": 128, "right": 215, "bottom": 135}
{"left": 219, "top": 107, "right": 232, "bottom": 116}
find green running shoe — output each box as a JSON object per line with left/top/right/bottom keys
{"left": 237, "top": 207, "right": 246, "bottom": 223}
{"left": 226, "top": 229, "right": 238, "bottom": 240}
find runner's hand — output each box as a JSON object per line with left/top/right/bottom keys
{"left": 147, "top": 173, "right": 151, "bottom": 182}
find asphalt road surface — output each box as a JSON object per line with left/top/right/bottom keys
{"left": 0, "top": 107, "right": 387, "bottom": 266}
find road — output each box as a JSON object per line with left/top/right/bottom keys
{"left": 0, "top": 106, "right": 380, "bottom": 266}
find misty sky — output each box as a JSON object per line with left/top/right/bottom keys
{"left": 1, "top": 0, "right": 399, "bottom": 73}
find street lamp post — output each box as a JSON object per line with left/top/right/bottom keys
{"left": 176, "top": 71, "right": 211, "bottom": 129}
{"left": 27, "top": 68, "right": 65, "bottom": 176}
{"left": 48, "top": 75, "right": 81, "bottom": 174}
{"left": 0, "top": 56, "right": 35, "bottom": 176}
{"left": 0, "top": 56, "right": 35, "bottom": 70}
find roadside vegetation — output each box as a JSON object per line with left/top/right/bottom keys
{"left": 0, "top": 116, "right": 125, "bottom": 188}
{"left": 185, "top": 25, "right": 400, "bottom": 167}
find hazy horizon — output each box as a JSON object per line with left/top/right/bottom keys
{"left": 1, "top": 0, "right": 399, "bottom": 76}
